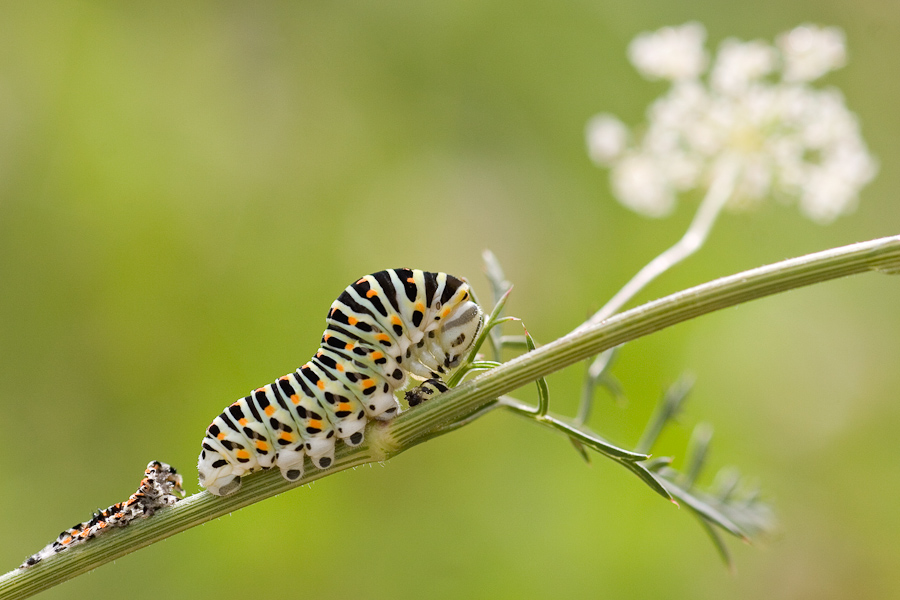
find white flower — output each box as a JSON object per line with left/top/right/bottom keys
{"left": 711, "top": 38, "right": 778, "bottom": 95}
{"left": 586, "top": 114, "right": 629, "bottom": 165}
{"left": 587, "top": 23, "right": 877, "bottom": 223}
{"left": 628, "top": 22, "right": 708, "bottom": 81}
{"left": 610, "top": 153, "right": 676, "bottom": 217}
{"left": 777, "top": 24, "right": 846, "bottom": 83}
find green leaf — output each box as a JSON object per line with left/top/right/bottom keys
{"left": 524, "top": 330, "right": 550, "bottom": 417}
{"left": 569, "top": 439, "right": 592, "bottom": 464}
{"left": 635, "top": 374, "right": 694, "bottom": 454}
{"left": 498, "top": 334, "right": 528, "bottom": 349}
{"left": 482, "top": 249, "right": 512, "bottom": 303}
{"left": 695, "top": 515, "right": 734, "bottom": 571}
{"left": 712, "top": 467, "right": 742, "bottom": 502}
{"left": 682, "top": 423, "right": 713, "bottom": 489}
{"left": 621, "top": 461, "right": 675, "bottom": 503}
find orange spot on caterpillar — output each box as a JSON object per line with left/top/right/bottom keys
{"left": 264, "top": 406, "right": 276, "bottom": 416}
{"left": 291, "top": 394, "right": 300, "bottom": 405}
{"left": 391, "top": 315, "right": 402, "bottom": 325}
{"left": 236, "top": 449, "right": 251, "bottom": 460}
{"left": 348, "top": 316, "right": 358, "bottom": 325}
{"left": 345, "top": 343, "right": 354, "bottom": 350}
{"left": 280, "top": 432, "right": 294, "bottom": 442}
{"left": 366, "top": 289, "right": 378, "bottom": 298}
{"left": 308, "top": 419, "right": 322, "bottom": 429}
{"left": 217, "top": 433, "right": 226, "bottom": 440}
{"left": 255, "top": 441, "right": 269, "bottom": 451}
{"left": 316, "top": 380, "right": 325, "bottom": 390}
{"left": 362, "top": 379, "right": 375, "bottom": 389}
{"left": 371, "top": 351, "right": 384, "bottom": 360}
{"left": 375, "top": 333, "right": 390, "bottom": 341}
{"left": 336, "top": 363, "right": 345, "bottom": 372}
{"left": 238, "top": 418, "right": 248, "bottom": 426}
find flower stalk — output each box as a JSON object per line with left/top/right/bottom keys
{"left": 2, "top": 234, "right": 898, "bottom": 600}
{"left": 583, "top": 155, "right": 740, "bottom": 328}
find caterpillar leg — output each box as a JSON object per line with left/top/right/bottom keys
{"left": 198, "top": 439, "right": 246, "bottom": 496}
{"left": 356, "top": 377, "right": 401, "bottom": 422}
{"left": 275, "top": 445, "right": 306, "bottom": 482}
{"left": 335, "top": 413, "right": 367, "bottom": 446}
{"left": 202, "top": 471, "right": 243, "bottom": 497}
{"left": 305, "top": 436, "right": 336, "bottom": 470}
{"left": 370, "top": 394, "right": 401, "bottom": 421}
{"left": 405, "top": 378, "right": 450, "bottom": 407}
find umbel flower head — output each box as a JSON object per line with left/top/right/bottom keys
{"left": 586, "top": 23, "right": 878, "bottom": 224}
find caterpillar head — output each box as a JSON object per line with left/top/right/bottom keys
{"left": 438, "top": 298, "right": 483, "bottom": 368}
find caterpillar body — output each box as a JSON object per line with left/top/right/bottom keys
{"left": 198, "top": 268, "right": 483, "bottom": 496}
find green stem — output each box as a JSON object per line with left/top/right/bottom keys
{"left": 575, "top": 156, "right": 737, "bottom": 424}
{"left": 389, "top": 234, "right": 900, "bottom": 446}
{"left": 2, "top": 234, "right": 898, "bottom": 600}
{"left": 500, "top": 395, "right": 649, "bottom": 460}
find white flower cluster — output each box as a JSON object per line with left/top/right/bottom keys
{"left": 586, "top": 23, "right": 877, "bottom": 223}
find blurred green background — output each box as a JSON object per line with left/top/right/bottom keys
{"left": 0, "top": 1, "right": 898, "bottom": 599}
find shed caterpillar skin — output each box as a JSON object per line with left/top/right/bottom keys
{"left": 198, "top": 269, "right": 483, "bottom": 496}
{"left": 21, "top": 461, "right": 184, "bottom": 569}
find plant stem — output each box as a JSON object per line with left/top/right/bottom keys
{"left": 2, "top": 234, "right": 898, "bottom": 600}
{"left": 574, "top": 157, "right": 737, "bottom": 420}
{"left": 584, "top": 156, "right": 740, "bottom": 328}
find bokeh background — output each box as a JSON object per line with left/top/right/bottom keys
{"left": 1, "top": 1, "right": 898, "bottom": 599}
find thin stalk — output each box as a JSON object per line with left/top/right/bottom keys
{"left": 574, "top": 157, "right": 738, "bottom": 422}
{"left": 499, "top": 396, "right": 649, "bottom": 461}
{"left": 2, "top": 234, "right": 898, "bottom": 600}
{"left": 584, "top": 156, "right": 740, "bottom": 328}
